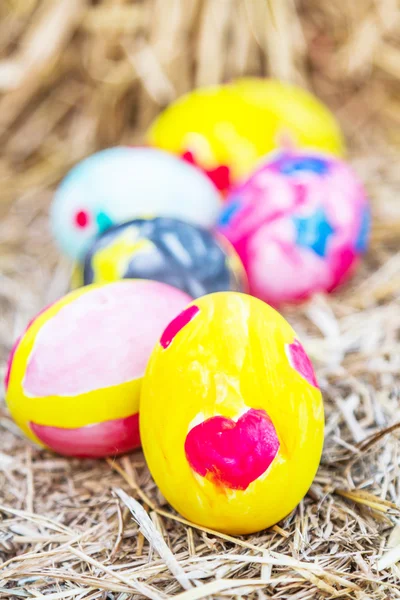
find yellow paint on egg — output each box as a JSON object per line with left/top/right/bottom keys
{"left": 91, "top": 231, "right": 154, "bottom": 284}
{"left": 147, "top": 78, "right": 345, "bottom": 192}
{"left": 71, "top": 263, "right": 84, "bottom": 290}
{"left": 140, "top": 292, "right": 324, "bottom": 534}
{"left": 6, "top": 285, "right": 141, "bottom": 443}
{"left": 5, "top": 280, "right": 192, "bottom": 457}
{"left": 232, "top": 77, "right": 345, "bottom": 157}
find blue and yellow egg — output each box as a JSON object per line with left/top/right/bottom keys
{"left": 77, "top": 217, "right": 247, "bottom": 298}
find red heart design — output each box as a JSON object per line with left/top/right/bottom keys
{"left": 185, "top": 408, "right": 280, "bottom": 491}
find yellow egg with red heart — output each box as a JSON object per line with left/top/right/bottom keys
{"left": 140, "top": 292, "right": 324, "bottom": 534}
{"left": 5, "top": 280, "right": 191, "bottom": 457}
{"left": 147, "top": 77, "right": 344, "bottom": 194}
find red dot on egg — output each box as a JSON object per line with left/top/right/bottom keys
{"left": 181, "top": 150, "right": 196, "bottom": 165}
{"left": 75, "top": 210, "right": 90, "bottom": 228}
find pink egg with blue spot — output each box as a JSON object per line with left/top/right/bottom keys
{"left": 217, "top": 150, "right": 370, "bottom": 306}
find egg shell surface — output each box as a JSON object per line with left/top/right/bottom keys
{"left": 51, "top": 147, "right": 221, "bottom": 261}
{"left": 147, "top": 78, "right": 344, "bottom": 193}
{"left": 5, "top": 280, "right": 192, "bottom": 457}
{"left": 140, "top": 292, "right": 324, "bottom": 535}
{"left": 217, "top": 150, "right": 370, "bottom": 306}
{"left": 82, "top": 217, "right": 247, "bottom": 298}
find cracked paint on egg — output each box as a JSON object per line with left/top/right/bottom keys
{"left": 140, "top": 292, "right": 324, "bottom": 534}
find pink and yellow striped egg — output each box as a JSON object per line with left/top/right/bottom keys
{"left": 5, "top": 280, "right": 191, "bottom": 457}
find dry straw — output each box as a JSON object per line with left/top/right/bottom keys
{"left": 0, "top": 1, "right": 400, "bottom": 598}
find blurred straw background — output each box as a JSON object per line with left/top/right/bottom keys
{"left": 0, "top": 1, "right": 400, "bottom": 598}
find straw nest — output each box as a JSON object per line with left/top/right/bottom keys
{"left": 0, "top": 1, "right": 400, "bottom": 598}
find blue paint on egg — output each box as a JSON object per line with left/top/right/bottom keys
{"left": 218, "top": 198, "right": 243, "bottom": 227}
{"left": 354, "top": 205, "right": 371, "bottom": 253}
{"left": 96, "top": 211, "right": 114, "bottom": 234}
{"left": 276, "top": 155, "right": 329, "bottom": 176}
{"left": 293, "top": 207, "right": 335, "bottom": 258}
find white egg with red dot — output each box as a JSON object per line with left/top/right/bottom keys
{"left": 51, "top": 147, "right": 221, "bottom": 261}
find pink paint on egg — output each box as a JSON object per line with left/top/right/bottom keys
{"left": 218, "top": 150, "right": 370, "bottom": 305}
{"left": 182, "top": 150, "right": 231, "bottom": 193}
{"left": 160, "top": 305, "right": 199, "bottom": 349}
{"left": 30, "top": 412, "right": 140, "bottom": 458}
{"left": 286, "top": 340, "right": 319, "bottom": 389}
{"left": 23, "top": 281, "right": 192, "bottom": 397}
{"left": 5, "top": 302, "right": 57, "bottom": 392}
{"left": 75, "top": 210, "right": 90, "bottom": 228}
{"left": 185, "top": 408, "right": 280, "bottom": 491}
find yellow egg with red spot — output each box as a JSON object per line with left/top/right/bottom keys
{"left": 140, "top": 292, "right": 324, "bottom": 534}
{"left": 5, "top": 280, "right": 192, "bottom": 457}
{"left": 147, "top": 78, "right": 344, "bottom": 194}
{"left": 232, "top": 77, "right": 345, "bottom": 157}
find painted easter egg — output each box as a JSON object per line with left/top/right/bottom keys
{"left": 140, "top": 292, "right": 324, "bottom": 534}
{"left": 51, "top": 147, "right": 221, "bottom": 261}
{"left": 5, "top": 280, "right": 191, "bottom": 458}
{"left": 217, "top": 150, "right": 370, "bottom": 306}
{"left": 71, "top": 262, "right": 84, "bottom": 289}
{"left": 147, "top": 78, "right": 344, "bottom": 194}
{"left": 232, "top": 77, "right": 344, "bottom": 156}
{"left": 81, "top": 217, "right": 247, "bottom": 298}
